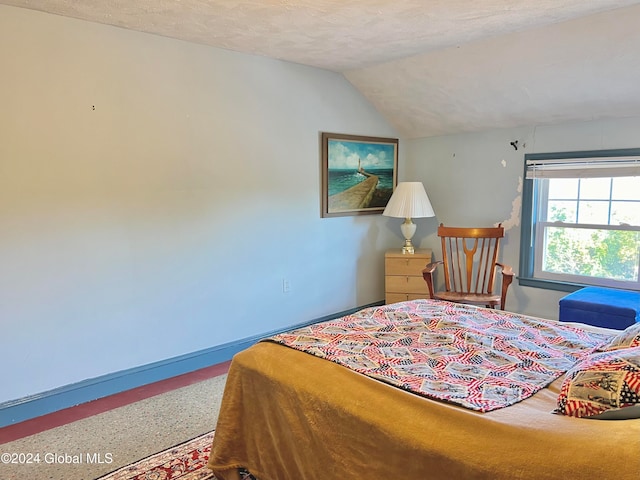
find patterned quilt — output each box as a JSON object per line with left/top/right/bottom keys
{"left": 267, "top": 300, "right": 612, "bottom": 412}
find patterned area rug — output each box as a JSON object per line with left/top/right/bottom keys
{"left": 97, "top": 432, "right": 256, "bottom": 480}
{"left": 97, "top": 431, "right": 215, "bottom": 480}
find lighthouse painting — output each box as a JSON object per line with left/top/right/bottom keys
{"left": 321, "top": 132, "right": 398, "bottom": 218}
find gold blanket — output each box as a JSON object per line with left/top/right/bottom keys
{"left": 208, "top": 341, "right": 640, "bottom": 480}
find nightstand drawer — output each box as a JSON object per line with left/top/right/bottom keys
{"left": 385, "top": 275, "right": 428, "bottom": 294}
{"left": 385, "top": 256, "right": 429, "bottom": 276}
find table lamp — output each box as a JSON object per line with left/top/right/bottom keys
{"left": 382, "top": 181, "right": 435, "bottom": 254}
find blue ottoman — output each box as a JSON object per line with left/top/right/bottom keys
{"left": 559, "top": 287, "right": 640, "bottom": 330}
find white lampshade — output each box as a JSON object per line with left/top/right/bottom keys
{"left": 383, "top": 182, "right": 435, "bottom": 254}
{"left": 383, "top": 182, "right": 435, "bottom": 218}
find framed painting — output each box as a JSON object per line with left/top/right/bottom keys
{"left": 321, "top": 132, "right": 398, "bottom": 218}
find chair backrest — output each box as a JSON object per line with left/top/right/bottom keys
{"left": 437, "top": 224, "right": 505, "bottom": 296}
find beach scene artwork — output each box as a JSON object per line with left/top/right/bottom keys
{"left": 322, "top": 133, "right": 398, "bottom": 217}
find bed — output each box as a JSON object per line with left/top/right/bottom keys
{"left": 208, "top": 299, "right": 640, "bottom": 480}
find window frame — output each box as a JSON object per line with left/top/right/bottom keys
{"left": 519, "top": 148, "right": 640, "bottom": 292}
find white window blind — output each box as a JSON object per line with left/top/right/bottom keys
{"left": 525, "top": 156, "right": 640, "bottom": 179}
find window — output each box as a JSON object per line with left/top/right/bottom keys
{"left": 520, "top": 149, "right": 640, "bottom": 292}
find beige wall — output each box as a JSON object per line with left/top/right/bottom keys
{"left": 0, "top": 5, "right": 402, "bottom": 402}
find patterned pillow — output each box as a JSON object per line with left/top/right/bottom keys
{"left": 556, "top": 346, "right": 640, "bottom": 419}
{"left": 603, "top": 322, "right": 640, "bottom": 351}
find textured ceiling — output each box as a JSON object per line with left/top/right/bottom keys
{"left": 4, "top": 0, "right": 640, "bottom": 138}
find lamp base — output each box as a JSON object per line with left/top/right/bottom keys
{"left": 402, "top": 243, "right": 415, "bottom": 255}
{"left": 400, "top": 218, "right": 417, "bottom": 254}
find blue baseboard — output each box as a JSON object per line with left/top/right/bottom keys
{"left": 0, "top": 301, "right": 383, "bottom": 428}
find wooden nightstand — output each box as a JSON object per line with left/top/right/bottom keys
{"left": 384, "top": 248, "right": 432, "bottom": 304}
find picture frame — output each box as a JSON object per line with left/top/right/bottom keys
{"left": 321, "top": 132, "right": 398, "bottom": 218}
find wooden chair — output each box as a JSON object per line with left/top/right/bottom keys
{"left": 422, "top": 224, "right": 514, "bottom": 310}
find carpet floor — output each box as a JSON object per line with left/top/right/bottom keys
{"left": 0, "top": 374, "right": 227, "bottom": 480}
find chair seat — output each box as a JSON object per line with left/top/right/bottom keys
{"left": 434, "top": 291, "right": 501, "bottom": 306}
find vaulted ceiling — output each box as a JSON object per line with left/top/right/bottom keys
{"left": 4, "top": 0, "right": 640, "bottom": 138}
